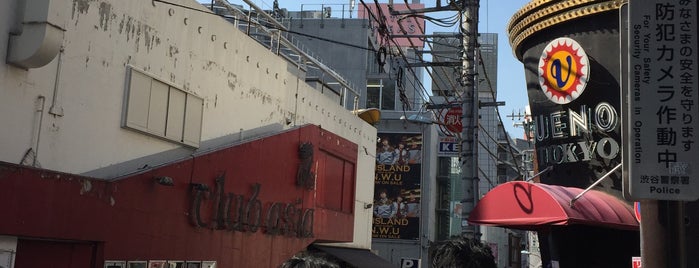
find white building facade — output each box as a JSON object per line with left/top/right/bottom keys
{"left": 0, "top": 0, "right": 379, "bottom": 266}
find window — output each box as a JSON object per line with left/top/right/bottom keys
{"left": 124, "top": 67, "right": 203, "bottom": 148}
{"left": 365, "top": 79, "right": 396, "bottom": 110}
{"left": 381, "top": 80, "right": 396, "bottom": 110}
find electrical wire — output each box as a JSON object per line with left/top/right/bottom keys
{"left": 477, "top": 49, "right": 524, "bottom": 176}
{"left": 360, "top": 0, "right": 458, "bottom": 103}
{"left": 400, "top": 0, "right": 464, "bottom": 100}
{"left": 165, "top": 0, "right": 524, "bottom": 178}
{"left": 478, "top": 167, "right": 496, "bottom": 188}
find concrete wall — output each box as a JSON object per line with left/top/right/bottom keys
{"left": 0, "top": 0, "right": 376, "bottom": 249}
{"left": 286, "top": 18, "right": 371, "bottom": 109}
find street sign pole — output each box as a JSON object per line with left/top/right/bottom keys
{"left": 625, "top": 0, "right": 699, "bottom": 202}
{"left": 459, "top": 0, "right": 479, "bottom": 239}
{"left": 622, "top": 0, "right": 698, "bottom": 267}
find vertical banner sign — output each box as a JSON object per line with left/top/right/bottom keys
{"left": 627, "top": 0, "right": 699, "bottom": 200}
{"left": 373, "top": 133, "right": 421, "bottom": 240}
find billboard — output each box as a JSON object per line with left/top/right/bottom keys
{"left": 358, "top": 3, "right": 425, "bottom": 48}
{"left": 373, "top": 133, "right": 421, "bottom": 240}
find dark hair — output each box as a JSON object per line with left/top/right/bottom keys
{"left": 280, "top": 250, "right": 342, "bottom": 268}
{"left": 429, "top": 237, "right": 497, "bottom": 268}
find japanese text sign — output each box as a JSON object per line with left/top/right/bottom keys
{"left": 627, "top": 0, "right": 698, "bottom": 200}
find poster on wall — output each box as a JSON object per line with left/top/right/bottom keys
{"left": 373, "top": 133, "right": 421, "bottom": 240}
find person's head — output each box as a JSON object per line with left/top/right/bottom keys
{"left": 396, "top": 196, "right": 403, "bottom": 202}
{"left": 398, "top": 143, "right": 405, "bottom": 149}
{"left": 381, "top": 137, "right": 390, "bottom": 146}
{"left": 429, "top": 237, "right": 496, "bottom": 268}
{"left": 379, "top": 190, "right": 387, "bottom": 198}
{"left": 280, "top": 250, "right": 341, "bottom": 268}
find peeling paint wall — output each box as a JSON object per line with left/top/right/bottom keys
{"left": 1, "top": 0, "right": 374, "bottom": 171}
{"left": 0, "top": 0, "right": 377, "bottom": 248}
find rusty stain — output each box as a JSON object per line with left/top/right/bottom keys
{"left": 144, "top": 30, "right": 150, "bottom": 50}
{"left": 134, "top": 21, "right": 141, "bottom": 52}
{"left": 98, "top": 2, "right": 112, "bottom": 31}
{"left": 80, "top": 179, "right": 92, "bottom": 195}
{"left": 227, "top": 72, "right": 237, "bottom": 92}
{"left": 144, "top": 26, "right": 158, "bottom": 52}
{"left": 124, "top": 17, "right": 133, "bottom": 41}
{"left": 72, "top": 0, "right": 93, "bottom": 20}
{"left": 248, "top": 87, "right": 273, "bottom": 104}
{"left": 118, "top": 14, "right": 125, "bottom": 34}
{"left": 204, "top": 60, "right": 215, "bottom": 71}
{"left": 168, "top": 45, "right": 179, "bottom": 57}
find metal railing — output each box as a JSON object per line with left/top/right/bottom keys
{"left": 207, "top": 1, "right": 362, "bottom": 108}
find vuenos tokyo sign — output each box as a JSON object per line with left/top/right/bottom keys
{"left": 534, "top": 37, "right": 621, "bottom": 171}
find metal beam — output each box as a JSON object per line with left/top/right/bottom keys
{"left": 406, "top": 61, "right": 461, "bottom": 67}
{"left": 479, "top": 101, "right": 505, "bottom": 107}
{"left": 390, "top": 34, "right": 462, "bottom": 38}
{"left": 426, "top": 103, "right": 461, "bottom": 109}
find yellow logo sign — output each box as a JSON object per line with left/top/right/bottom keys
{"left": 538, "top": 38, "right": 590, "bottom": 104}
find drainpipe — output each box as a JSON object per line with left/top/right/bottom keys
{"left": 7, "top": 0, "right": 65, "bottom": 69}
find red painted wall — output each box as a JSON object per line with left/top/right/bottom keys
{"left": 0, "top": 125, "right": 357, "bottom": 268}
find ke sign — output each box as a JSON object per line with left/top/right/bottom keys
{"left": 438, "top": 137, "right": 459, "bottom": 156}
{"left": 626, "top": 0, "right": 698, "bottom": 200}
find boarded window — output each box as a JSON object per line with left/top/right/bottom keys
{"left": 124, "top": 68, "right": 203, "bottom": 148}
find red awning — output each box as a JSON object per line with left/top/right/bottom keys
{"left": 467, "top": 181, "right": 639, "bottom": 230}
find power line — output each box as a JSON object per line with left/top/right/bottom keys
{"left": 477, "top": 48, "right": 524, "bottom": 176}
{"left": 359, "top": 0, "right": 466, "bottom": 116}
{"left": 165, "top": 0, "right": 515, "bottom": 153}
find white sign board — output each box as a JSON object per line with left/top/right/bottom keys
{"left": 627, "top": 0, "right": 698, "bottom": 200}
{"left": 437, "top": 137, "right": 459, "bottom": 156}
{"left": 400, "top": 258, "right": 421, "bottom": 268}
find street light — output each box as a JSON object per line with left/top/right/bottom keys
{"left": 400, "top": 114, "right": 446, "bottom": 126}
{"left": 353, "top": 108, "right": 381, "bottom": 125}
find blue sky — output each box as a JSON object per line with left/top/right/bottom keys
{"left": 217, "top": 0, "right": 531, "bottom": 138}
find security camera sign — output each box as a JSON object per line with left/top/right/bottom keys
{"left": 625, "top": 0, "right": 698, "bottom": 200}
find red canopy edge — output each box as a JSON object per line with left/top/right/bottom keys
{"left": 467, "top": 181, "right": 639, "bottom": 231}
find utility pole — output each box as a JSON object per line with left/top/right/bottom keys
{"left": 460, "top": 0, "right": 479, "bottom": 239}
